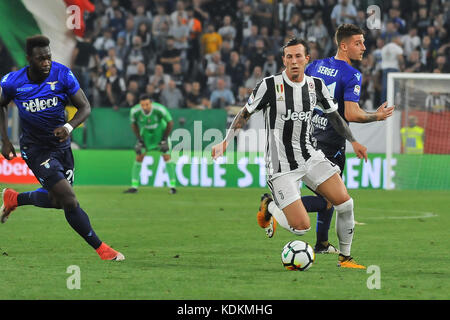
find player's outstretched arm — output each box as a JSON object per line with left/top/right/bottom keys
{"left": 54, "top": 88, "right": 91, "bottom": 142}
{"left": 344, "top": 101, "right": 395, "bottom": 123}
{"left": 327, "top": 110, "right": 367, "bottom": 162}
{"left": 211, "top": 106, "right": 251, "bottom": 160}
{"left": 0, "top": 87, "right": 16, "bottom": 160}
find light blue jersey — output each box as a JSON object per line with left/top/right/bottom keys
{"left": 305, "top": 57, "right": 362, "bottom": 151}
{"left": 1, "top": 61, "right": 80, "bottom": 149}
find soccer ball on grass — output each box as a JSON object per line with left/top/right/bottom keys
{"left": 281, "top": 240, "right": 315, "bottom": 271}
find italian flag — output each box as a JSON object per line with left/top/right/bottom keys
{"left": 0, "top": 0, "right": 95, "bottom": 68}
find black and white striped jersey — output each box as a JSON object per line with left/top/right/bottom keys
{"left": 245, "top": 70, "right": 338, "bottom": 178}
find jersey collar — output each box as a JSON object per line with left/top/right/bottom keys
{"left": 282, "top": 70, "right": 306, "bottom": 88}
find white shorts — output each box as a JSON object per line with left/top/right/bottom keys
{"left": 267, "top": 150, "right": 340, "bottom": 209}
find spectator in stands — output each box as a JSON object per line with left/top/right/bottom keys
{"left": 381, "top": 35, "right": 404, "bottom": 103}
{"left": 105, "top": 65, "right": 126, "bottom": 110}
{"left": 307, "top": 13, "right": 332, "bottom": 56}
{"left": 152, "top": 5, "right": 171, "bottom": 37}
{"left": 145, "top": 83, "right": 160, "bottom": 102}
{"left": 101, "top": 47, "right": 123, "bottom": 73}
{"left": 253, "top": 0, "right": 273, "bottom": 29}
{"left": 128, "top": 62, "right": 148, "bottom": 92}
{"left": 115, "top": 34, "right": 128, "bottom": 62}
{"left": 262, "top": 54, "right": 277, "bottom": 77}
{"left": 402, "top": 27, "right": 421, "bottom": 58}
{"left": 226, "top": 51, "right": 246, "bottom": 95}
{"left": 434, "top": 55, "right": 450, "bottom": 73}
{"left": 247, "top": 39, "right": 267, "bottom": 73}
{"left": 278, "top": 0, "right": 297, "bottom": 36}
{"left": 381, "top": 21, "right": 400, "bottom": 44}
{"left": 171, "top": 62, "right": 185, "bottom": 90}
{"left": 170, "top": 0, "right": 188, "bottom": 26}
{"left": 93, "top": 28, "right": 116, "bottom": 58}
{"left": 235, "top": 86, "right": 249, "bottom": 105}
{"left": 136, "top": 22, "right": 152, "bottom": 51}
{"left": 186, "top": 81, "right": 210, "bottom": 109}
{"left": 125, "top": 35, "right": 148, "bottom": 79}
{"left": 205, "top": 52, "right": 224, "bottom": 91}
{"left": 201, "top": 24, "right": 223, "bottom": 56}
{"left": 108, "top": 8, "right": 126, "bottom": 39}
{"left": 241, "top": 25, "right": 260, "bottom": 57}
{"left": 209, "top": 63, "right": 232, "bottom": 93}
{"left": 244, "top": 66, "right": 264, "bottom": 92}
{"left": 210, "top": 78, "right": 235, "bottom": 109}
{"left": 404, "top": 50, "right": 426, "bottom": 73}
{"left": 160, "top": 80, "right": 185, "bottom": 109}
{"left": 71, "top": 33, "right": 98, "bottom": 101}
{"left": 118, "top": 17, "right": 136, "bottom": 48}
{"left": 158, "top": 36, "right": 182, "bottom": 74}
{"left": 170, "top": 12, "right": 190, "bottom": 53}
{"left": 149, "top": 64, "right": 171, "bottom": 96}
{"left": 134, "top": 5, "right": 153, "bottom": 29}
{"left": 330, "top": 0, "right": 357, "bottom": 30}
{"left": 420, "top": 35, "right": 434, "bottom": 71}
{"left": 120, "top": 91, "right": 137, "bottom": 109}
{"left": 416, "top": 7, "right": 432, "bottom": 37}
{"left": 218, "top": 15, "right": 237, "bottom": 49}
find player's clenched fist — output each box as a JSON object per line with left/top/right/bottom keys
{"left": 211, "top": 141, "right": 228, "bottom": 160}
{"left": 1, "top": 139, "right": 16, "bottom": 160}
{"left": 54, "top": 126, "right": 70, "bottom": 142}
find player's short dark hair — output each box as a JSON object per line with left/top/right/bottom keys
{"left": 335, "top": 24, "right": 364, "bottom": 46}
{"left": 281, "top": 38, "right": 310, "bottom": 57}
{"left": 139, "top": 94, "right": 151, "bottom": 101}
{"left": 26, "top": 35, "right": 50, "bottom": 56}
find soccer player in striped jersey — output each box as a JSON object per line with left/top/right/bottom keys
{"left": 212, "top": 38, "right": 367, "bottom": 268}
{"left": 123, "top": 94, "right": 176, "bottom": 194}
{"left": 303, "top": 24, "right": 394, "bottom": 255}
{"left": 0, "top": 35, "right": 124, "bottom": 261}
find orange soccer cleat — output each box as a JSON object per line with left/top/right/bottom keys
{"left": 96, "top": 242, "right": 125, "bottom": 261}
{"left": 1, "top": 188, "right": 19, "bottom": 224}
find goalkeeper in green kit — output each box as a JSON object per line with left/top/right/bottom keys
{"left": 124, "top": 94, "right": 177, "bottom": 194}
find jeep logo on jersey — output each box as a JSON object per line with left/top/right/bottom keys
{"left": 281, "top": 110, "right": 312, "bottom": 121}
{"left": 22, "top": 97, "right": 59, "bottom": 112}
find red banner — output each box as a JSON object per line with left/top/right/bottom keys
{"left": 0, "top": 156, "right": 39, "bottom": 184}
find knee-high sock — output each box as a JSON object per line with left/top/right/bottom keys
{"left": 131, "top": 161, "right": 142, "bottom": 188}
{"left": 334, "top": 198, "right": 355, "bottom": 256}
{"left": 268, "top": 202, "right": 310, "bottom": 236}
{"left": 17, "top": 188, "right": 55, "bottom": 208}
{"left": 64, "top": 205, "right": 102, "bottom": 249}
{"left": 316, "top": 206, "right": 334, "bottom": 243}
{"left": 166, "top": 161, "right": 176, "bottom": 188}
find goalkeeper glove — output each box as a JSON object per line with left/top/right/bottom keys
{"left": 135, "top": 139, "right": 145, "bottom": 154}
{"left": 158, "top": 139, "right": 169, "bottom": 153}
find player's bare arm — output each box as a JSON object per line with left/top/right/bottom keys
{"left": 344, "top": 101, "right": 394, "bottom": 123}
{"left": 54, "top": 88, "right": 91, "bottom": 142}
{"left": 327, "top": 110, "right": 367, "bottom": 161}
{"left": 0, "top": 87, "right": 16, "bottom": 160}
{"left": 159, "top": 120, "right": 174, "bottom": 153}
{"left": 211, "top": 106, "right": 251, "bottom": 159}
{"left": 162, "top": 120, "right": 174, "bottom": 141}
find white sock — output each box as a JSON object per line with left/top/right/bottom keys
{"left": 268, "top": 201, "right": 310, "bottom": 236}
{"left": 334, "top": 198, "right": 355, "bottom": 257}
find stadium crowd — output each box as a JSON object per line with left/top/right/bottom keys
{"left": 3, "top": 0, "right": 450, "bottom": 111}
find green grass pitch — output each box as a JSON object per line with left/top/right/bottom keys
{"left": 0, "top": 184, "right": 448, "bottom": 300}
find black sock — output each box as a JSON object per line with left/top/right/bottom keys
{"left": 17, "top": 188, "right": 54, "bottom": 208}
{"left": 316, "top": 206, "right": 334, "bottom": 244}
{"left": 64, "top": 205, "right": 102, "bottom": 249}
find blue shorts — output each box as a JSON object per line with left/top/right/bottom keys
{"left": 20, "top": 145, "right": 74, "bottom": 191}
